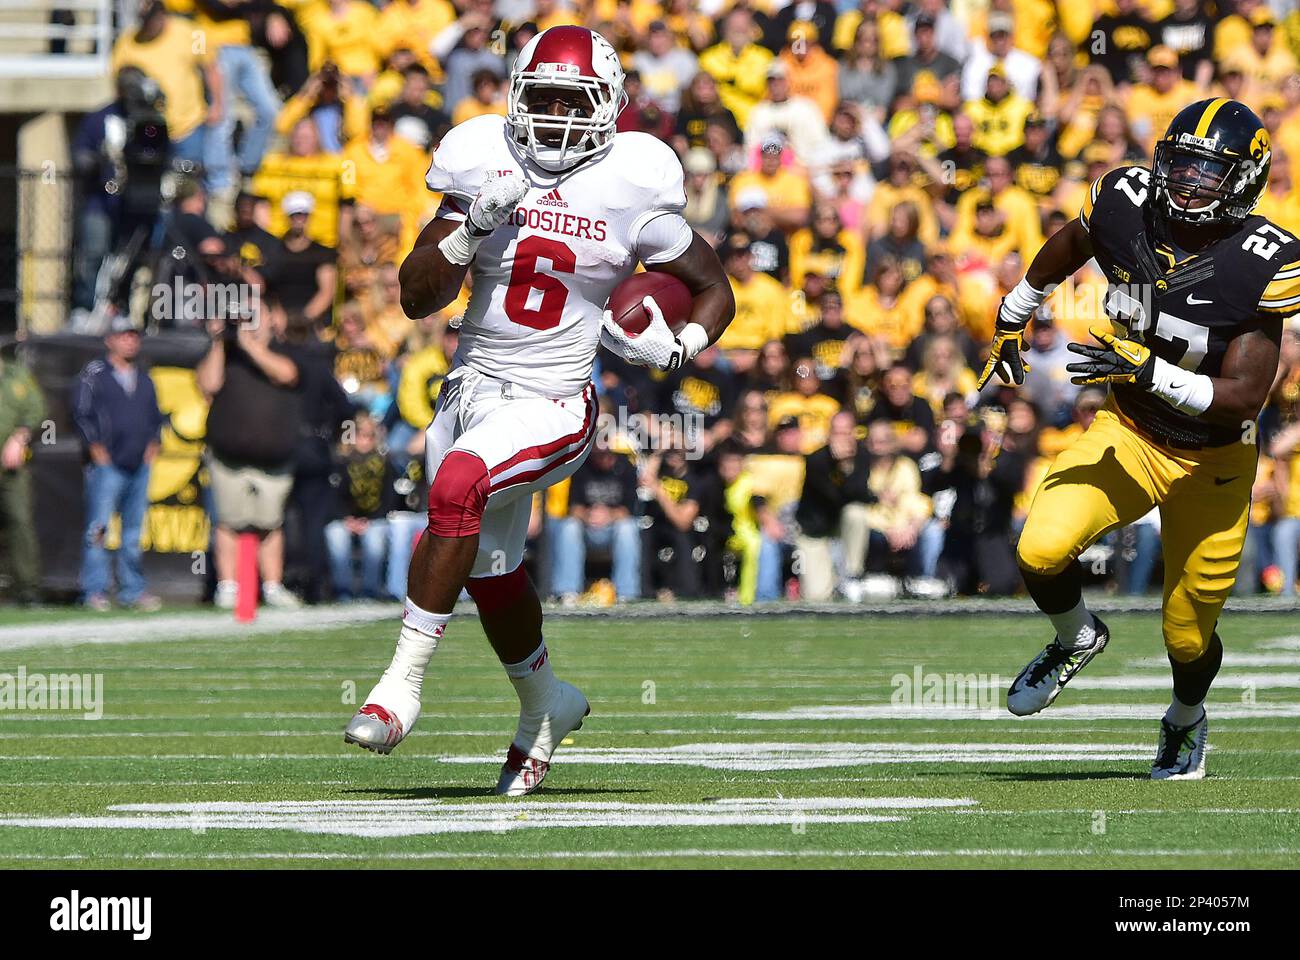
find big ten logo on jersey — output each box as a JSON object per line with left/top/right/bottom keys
{"left": 484, "top": 169, "right": 518, "bottom": 181}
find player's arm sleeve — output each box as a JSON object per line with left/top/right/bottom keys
{"left": 1258, "top": 258, "right": 1300, "bottom": 319}
{"left": 628, "top": 137, "right": 688, "bottom": 257}
{"left": 424, "top": 120, "right": 484, "bottom": 210}
{"left": 632, "top": 212, "right": 693, "bottom": 266}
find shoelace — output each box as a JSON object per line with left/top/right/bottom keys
{"left": 1154, "top": 720, "right": 1196, "bottom": 769}
{"left": 1026, "top": 642, "right": 1073, "bottom": 687}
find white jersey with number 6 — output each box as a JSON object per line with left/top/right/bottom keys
{"left": 426, "top": 114, "right": 687, "bottom": 398}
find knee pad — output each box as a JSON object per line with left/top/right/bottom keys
{"left": 1015, "top": 526, "right": 1074, "bottom": 577}
{"left": 427, "top": 451, "right": 490, "bottom": 537}
{"left": 1163, "top": 617, "right": 1211, "bottom": 663}
{"left": 465, "top": 562, "right": 529, "bottom": 614}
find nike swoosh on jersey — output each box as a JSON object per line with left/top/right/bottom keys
{"left": 1213, "top": 475, "right": 1239, "bottom": 485}
{"left": 1186, "top": 294, "right": 1213, "bottom": 305}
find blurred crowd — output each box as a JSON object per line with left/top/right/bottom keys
{"left": 17, "top": 0, "right": 1300, "bottom": 608}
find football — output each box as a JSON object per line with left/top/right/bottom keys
{"left": 607, "top": 271, "right": 693, "bottom": 336}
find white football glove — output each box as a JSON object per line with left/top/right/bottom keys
{"left": 467, "top": 174, "right": 528, "bottom": 237}
{"left": 601, "top": 295, "right": 688, "bottom": 372}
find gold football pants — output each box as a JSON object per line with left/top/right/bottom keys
{"left": 1017, "top": 399, "right": 1256, "bottom": 662}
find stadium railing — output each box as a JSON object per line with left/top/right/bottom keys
{"left": 0, "top": 0, "right": 115, "bottom": 80}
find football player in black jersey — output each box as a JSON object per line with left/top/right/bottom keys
{"left": 975, "top": 98, "right": 1300, "bottom": 779}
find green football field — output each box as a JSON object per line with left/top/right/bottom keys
{"left": 1, "top": 606, "right": 1298, "bottom": 869}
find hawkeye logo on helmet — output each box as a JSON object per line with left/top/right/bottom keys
{"left": 1251, "top": 128, "right": 1270, "bottom": 161}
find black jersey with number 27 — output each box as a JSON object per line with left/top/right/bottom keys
{"left": 1079, "top": 164, "right": 1300, "bottom": 448}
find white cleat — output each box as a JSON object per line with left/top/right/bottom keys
{"left": 344, "top": 702, "right": 408, "bottom": 755}
{"left": 1151, "top": 711, "right": 1208, "bottom": 780}
{"left": 494, "top": 680, "right": 590, "bottom": 797}
{"left": 1007, "top": 616, "right": 1110, "bottom": 717}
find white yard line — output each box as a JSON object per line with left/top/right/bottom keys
{"left": 1127, "top": 654, "right": 1300, "bottom": 668}
{"left": 738, "top": 703, "right": 1300, "bottom": 721}
{"left": 1074, "top": 673, "right": 1300, "bottom": 690}
{"left": 436, "top": 741, "right": 1156, "bottom": 769}
{"left": 0, "top": 604, "right": 398, "bottom": 651}
{"left": 0, "top": 795, "right": 971, "bottom": 838}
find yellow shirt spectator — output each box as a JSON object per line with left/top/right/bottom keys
{"left": 300, "top": 0, "right": 381, "bottom": 80}
{"left": 780, "top": 45, "right": 840, "bottom": 122}
{"left": 1126, "top": 76, "right": 1201, "bottom": 152}
{"left": 397, "top": 344, "right": 451, "bottom": 431}
{"left": 845, "top": 286, "right": 920, "bottom": 353}
{"left": 964, "top": 93, "right": 1036, "bottom": 156}
{"left": 342, "top": 130, "right": 431, "bottom": 251}
{"left": 252, "top": 153, "right": 356, "bottom": 247}
{"left": 375, "top": 0, "right": 455, "bottom": 72}
{"left": 768, "top": 391, "right": 841, "bottom": 454}
{"left": 111, "top": 16, "right": 212, "bottom": 141}
{"left": 865, "top": 181, "right": 939, "bottom": 245}
{"left": 452, "top": 97, "right": 507, "bottom": 126}
{"left": 697, "top": 40, "right": 773, "bottom": 127}
{"left": 729, "top": 167, "right": 812, "bottom": 219}
{"left": 788, "top": 227, "right": 866, "bottom": 300}
{"left": 275, "top": 81, "right": 370, "bottom": 145}
{"left": 952, "top": 178, "right": 1043, "bottom": 264}
{"left": 721, "top": 271, "right": 789, "bottom": 351}
{"left": 833, "top": 8, "right": 909, "bottom": 58}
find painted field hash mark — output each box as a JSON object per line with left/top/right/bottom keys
{"left": 0, "top": 796, "right": 975, "bottom": 838}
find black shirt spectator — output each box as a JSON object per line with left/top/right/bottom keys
{"left": 204, "top": 328, "right": 304, "bottom": 467}
{"left": 569, "top": 451, "right": 638, "bottom": 512}
{"left": 1090, "top": 0, "right": 1155, "bottom": 84}
{"left": 332, "top": 446, "right": 398, "bottom": 520}
{"left": 261, "top": 235, "right": 337, "bottom": 322}
{"left": 1156, "top": 3, "right": 1215, "bottom": 83}
{"left": 795, "top": 437, "right": 874, "bottom": 539}
{"left": 660, "top": 353, "right": 738, "bottom": 433}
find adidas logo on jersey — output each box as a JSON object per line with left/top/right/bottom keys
{"left": 536, "top": 188, "right": 568, "bottom": 208}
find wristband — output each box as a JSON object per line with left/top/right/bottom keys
{"left": 437, "top": 221, "right": 481, "bottom": 266}
{"left": 1149, "top": 356, "right": 1214, "bottom": 415}
{"left": 1001, "top": 278, "right": 1048, "bottom": 328}
{"left": 678, "top": 322, "right": 709, "bottom": 362}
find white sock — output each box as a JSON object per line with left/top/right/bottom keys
{"left": 1048, "top": 598, "right": 1096, "bottom": 650}
{"left": 1165, "top": 694, "right": 1204, "bottom": 727}
{"left": 503, "top": 639, "right": 558, "bottom": 717}
{"left": 364, "top": 598, "right": 449, "bottom": 732}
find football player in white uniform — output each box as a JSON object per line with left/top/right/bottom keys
{"left": 344, "top": 25, "right": 735, "bottom": 795}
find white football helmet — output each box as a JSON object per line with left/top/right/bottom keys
{"left": 507, "top": 25, "right": 627, "bottom": 173}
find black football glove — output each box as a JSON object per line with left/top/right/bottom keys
{"left": 1066, "top": 326, "right": 1155, "bottom": 387}
{"left": 975, "top": 314, "right": 1030, "bottom": 389}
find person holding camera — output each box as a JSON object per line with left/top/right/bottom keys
{"left": 196, "top": 299, "right": 303, "bottom": 609}
{"left": 274, "top": 61, "right": 369, "bottom": 153}
{"left": 70, "top": 68, "right": 153, "bottom": 318}
{"left": 110, "top": 1, "right": 222, "bottom": 174}
{"left": 926, "top": 409, "right": 1024, "bottom": 596}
